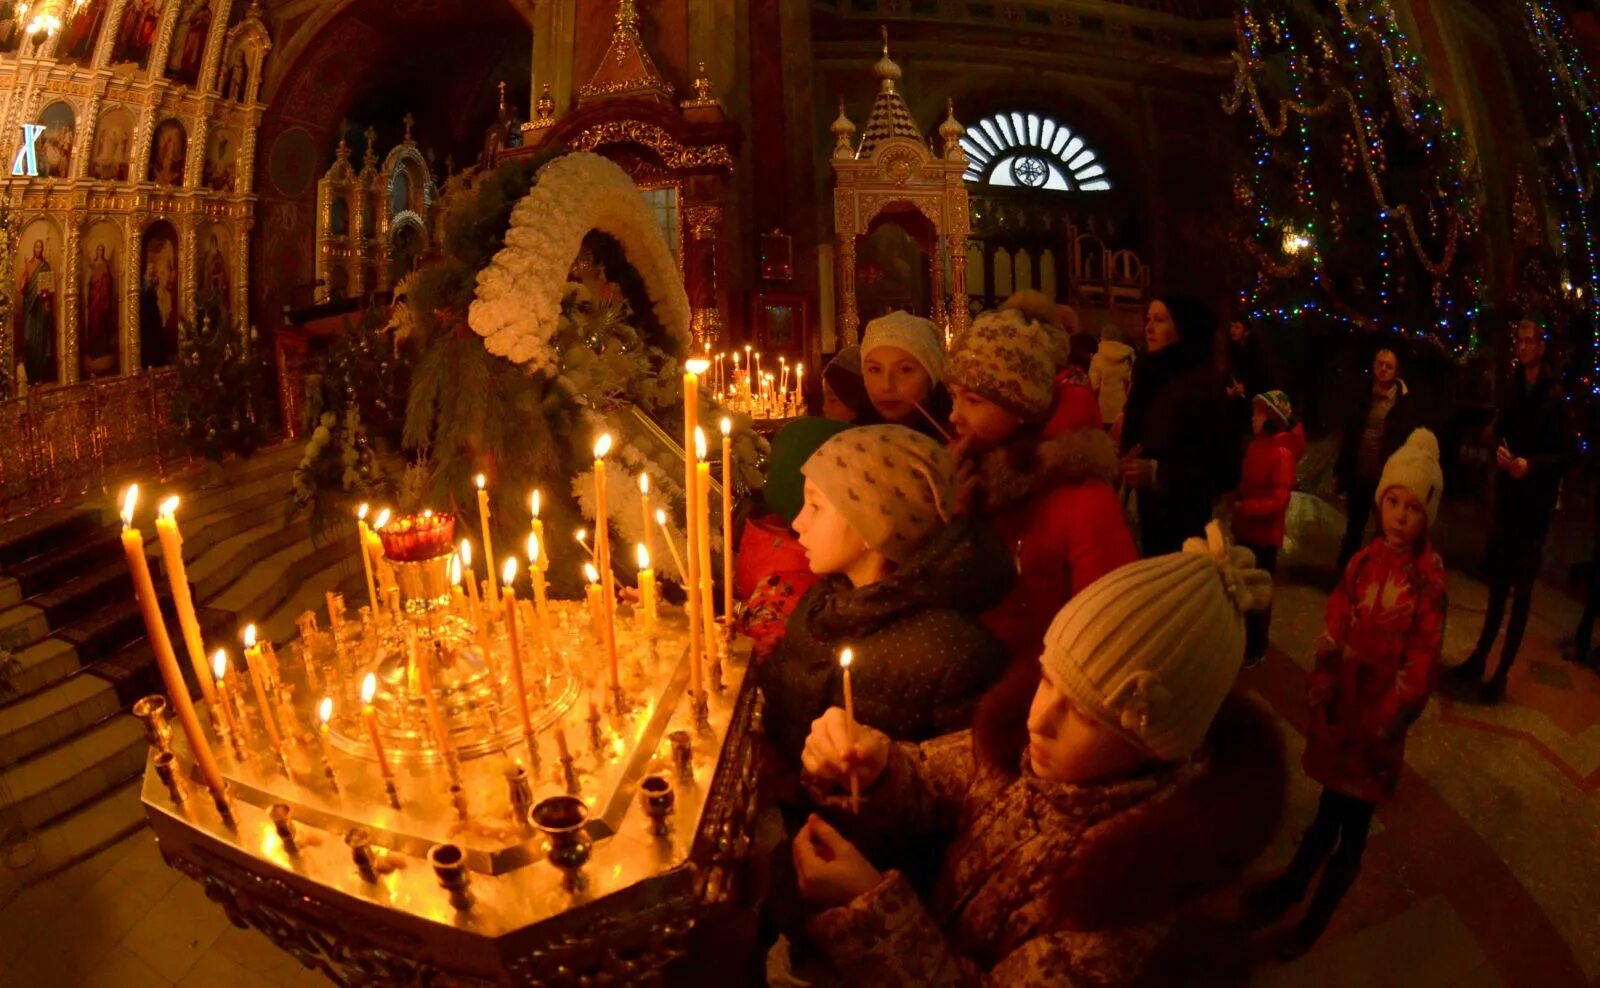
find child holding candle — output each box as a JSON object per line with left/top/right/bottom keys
{"left": 782, "top": 523, "right": 1285, "bottom": 986}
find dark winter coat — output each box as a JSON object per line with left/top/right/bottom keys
{"left": 1233, "top": 423, "right": 1306, "bottom": 549}
{"left": 759, "top": 517, "right": 1013, "bottom": 760}
{"left": 1335, "top": 379, "right": 1416, "bottom": 489}
{"left": 1121, "top": 344, "right": 1229, "bottom": 555}
{"left": 1492, "top": 369, "right": 1567, "bottom": 542}
{"left": 805, "top": 682, "right": 1287, "bottom": 987}
{"left": 958, "top": 425, "right": 1137, "bottom": 663}
{"left": 1305, "top": 537, "right": 1446, "bottom": 803}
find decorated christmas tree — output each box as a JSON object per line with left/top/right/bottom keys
{"left": 173, "top": 317, "right": 273, "bottom": 463}
{"left": 1225, "top": 0, "right": 1484, "bottom": 353}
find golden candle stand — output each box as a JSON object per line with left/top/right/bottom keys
{"left": 141, "top": 537, "right": 762, "bottom": 986}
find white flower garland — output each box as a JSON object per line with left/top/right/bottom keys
{"left": 468, "top": 152, "right": 692, "bottom": 372}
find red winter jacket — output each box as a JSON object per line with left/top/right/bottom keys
{"left": 1043, "top": 369, "right": 1103, "bottom": 438}
{"left": 1232, "top": 423, "right": 1305, "bottom": 549}
{"left": 734, "top": 514, "right": 820, "bottom": 664}
{"left": 1304, "top": 538, "right": 1447, "bottom": 802}
{"left": 957, "top": 425, "right": 1138, "bottom": 664}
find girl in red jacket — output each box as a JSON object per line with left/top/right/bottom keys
{"left": 945, "top": 308, "right": 1138, "bottom": 664}
{"left": 1246, "top": 429, "right": 1447, "bottom": 959}
{"left": 1233, "top": 390, "right": 1305, "bottom": 665}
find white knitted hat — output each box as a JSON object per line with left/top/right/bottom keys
{"left": 1039, "top": 522, "right": 1272, "bottom": 760}
{"left": 1374, "top": 428, "right": 1444, "bottom": 525}
{"left": 862, "top": 311, "right": 945, "bottom": 384}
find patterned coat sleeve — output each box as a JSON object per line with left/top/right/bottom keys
{"left": 811, "top": 872, "right": 1160, "bottom": 987}
{"left": 1374, "top": 555, "right": 1447, "bottom": 732}
{"left": 1311, "top": 554, "right": 1358, "bottom": 708}
{"left": 808, "top": 731, "right": 975, "bottom": 840}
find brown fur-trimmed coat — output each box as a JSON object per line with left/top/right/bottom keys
{"left": 805, "top": 665, "right": 1287, "bottom": 986}
{"left": 956, "top": 425, "right": 1138, "bottom": 664}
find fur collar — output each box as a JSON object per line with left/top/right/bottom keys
{"left": 957, "top": 426, "right": 1120, "bottom": 515}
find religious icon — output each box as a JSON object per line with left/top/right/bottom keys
{"left": 148, "top": 120, "right": 187, "bottom": 186}
{"left": 139, "top": 222, "right": 180, "bottom": 368}
{"left": 203, "top": 127, "right": 236, "bottom": 191}
{"left": 390, "top": 169, "right": 410, "bottom": 217}
{"left": 166, "top": 0, "right": 213, "bottom": 86}
{"left": 221, "top": 48, "right": 249, "bottom": 102}
{"left": 14, "top": 222, "right": 59, "bottom": 384}
{"left": 199, "top": 228, "right": 230, "bottom": 330}
{"left": 80, "top": 226, "right": 121, "bottom": 377}
{"left": 60, "top": 0, "right": 108, "bottom": 63}
{"left": 111, "top": 0, "right": 161, "bottom": 69}
{"left": 91, "top": 108, "right": 133, "bottom": 181}
{"left": 38, "top": 102, "right": 76, "bottom": 179}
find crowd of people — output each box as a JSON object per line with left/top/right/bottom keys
{"left": 720, "top": 293, "right": 1578, "bottom": 985}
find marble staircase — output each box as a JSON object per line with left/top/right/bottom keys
{"left": 0, "top": 440, "right": 366, "bottom": 888}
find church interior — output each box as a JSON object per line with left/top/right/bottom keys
{"left": 2, "top": 0, "right": 1600, "bottom": 984}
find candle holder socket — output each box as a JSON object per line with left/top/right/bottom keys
{"left": 559, "top": 755, "right": 580, "bottom": 795}
{"left": 638, "top": 773, "right": 675, "bottom": 836}
{"left": 449, "top": 783, "right": 470, "bottom": 823}
{"left": 347, "top": 827, "right": 379, "bottom": 882}
{"left": 506, "top": 764, "right": 533, "bottom": 825}
{"left": 669, "top": 729, "right": 694, "bottom": 781}
{"left": 133, "top": 695, "right": 173, "bottom": 754}
{"left": 269, "top": 803, "right": 297, "bottom": 851}
{"left": 152, "top": 750, "right": 186, "bottom": 804}
{"left": 531, "top": 795, "right": 592, "bottom": 886}
{"left": 383, "top": 777, "right": 402, "bottom": 810}
{"left": 427, "top": 842, "right": 473, "bottom": 908}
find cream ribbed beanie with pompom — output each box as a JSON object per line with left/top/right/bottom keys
{"left": 1039, "top": 522, "right": 1272, "bottom": 760}
{"left": 1374, "top": 428, "right": 1444, "bottom": 525}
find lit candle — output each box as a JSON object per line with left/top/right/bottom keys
{"left": 695, "top": 428, "right": 716, "bottom": 653}
{"left": 414, "top": 636, "right": 455, "bottom": 767}
{"left": 459, "top": 539, "right": 484, "bottom": 627}
{"left": 501, "top": 558, "right": 535, "bottom": 745}
{"left": 575, "top": 528, "right": 595, "bottom": 560}
{"left": 753, "top": 351, "right": 763, "bottom": 393}
{"left": 476, "top": 474, "right": 499, "bottom": 607}
{"left": 636, "top": 543, "right": 657, "bottom": 632}
{"left": 794, "top": 363, "right": 804, "bottom": 410}
{"left": 683, "top": 360, "right": 710, "bottom": 699}
{"left": 654, "top": 509, "right": 688, "bottom": 582}
{"left": 840, "top": 647, "right": 860, "bottom": 814}
{"left": 117, "top": 487, "right": 228, "bottom": 806}
{"left": 371, "top": 509, "right": 396, "bottom": 609}
{"left": 780, "top": 357, "right": 789, "bottom": 400}
{"left": 360, "top": 672, "right": 392, "bottom": 780}
{"left": 720, "top": 417, "right": 735, "bottom": 621}
{"left": 592, "top": 434, "right": 620, "bottom": 695}
{"left": 241, "top": 624, "right": 283, "bottom": 752}
{"left": 357, "top": 503, "right": 379, "bottom": 611}
{"left": 529, "top": 490, "right": 547, "bottom": 572}
{"left": 210, "top": 649, "right": 239, "bottom": 741}
{"left": 317, "top": 696, "right": 340, "bottom": 790}
{"left": 638, "top": 472, "right": 653, "bottom": 564}
{"left": 152, "top": 496, "right": 218, "bottom": 709}
{"left": 583, "top": 562, "right": 606, "bottom": 650}
{"left": 527, "top": 533, "right": 552, "bottom": 633}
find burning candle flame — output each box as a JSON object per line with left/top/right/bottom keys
{"left": 531, "top": 490, "right": 542, "bottom": 517}
{"left": 358, "top": 502, "right": 369, "bottom": 520}
{"left": 695, "top": 427, "right": 707, "bottom": 461}
{"left": 576, "top": 528, "right": 588, "bottom": 545}
{"left": 243, "top": 624, "right": 257, "bottom": 648}
{"left": 584, "top": 562, "right": 600, "bottom": 585}
{"left": 686, "top": 358, "right": 711, "bottom": 375}
{"left": 212, "top": 649, "right": 227, "bottom": 680}
{"left": 318, "top": 696, "right": 333, "bottom": 725}
{"left": 502, "top": 557, "right": 518, "bottom": 585}
{"left": 636, "top": 543, "right": 650, "bottom": 570}
{"left": 120, "top": 484, "right": 139, "bottom": 526}
{"left": 655, "top": 508, "right": 668, "bottom": 526}
{"left": 527, "top": 533, "right": 541, "bottom": 565}
{"left": 839, "top": 647, "right": 854, "bottom": 670}
{"left": 639, "top": 473, "right": 649, "bottom": 494}
{"left": 459, "top": 538, "right": 472, "bottom": 567}
{"left": 159, "top": 495, "right": 179, "bottom": 518}
{"left": 475, "top": 473, "right": 486, "bottom": 490}
{"left": 720, "top": 416, "right": 732, "bottom": 437}
{"left": 594, "top": 433, "right": 613, "bottom": 459}
{"left": 373, "top": 508, "right": 391, "bottom": 530}
{"left": 450, "top": 554, "right": 462, "bottom": 586}
{"left": 361, "top": 672, "right": 377, "bottom": 706}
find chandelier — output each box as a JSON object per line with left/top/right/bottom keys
{"left": 23, "top": 0, "right": 87, "bottom": 37}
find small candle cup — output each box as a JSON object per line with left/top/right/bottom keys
{"left": 532, "top": 795, "right": 592, "bottom": 881}
{"left": 269, "top": 803, "right": 297, "bottom": 851}
{"left": 428, "top": 842, "right": 472, "bottom": 909}
{"left": 638, "top": 773, "right": 675, "bottom": 836}
{"left": 347, "top": 827, "right": 379, "bottom": 882}
{"left": 152, "top": 751, "right": 186, "bottom": 804}
{"left": 668, "top": 729, "right": 693, "bottom": 781}
{"left": 133, "top": 695, "right": 173, "bottom": 754}
{"left": 506, "top": 764, "right": 534, "bottom": 825}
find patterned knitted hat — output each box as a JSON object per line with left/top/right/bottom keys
{"left": 862, "top": 311, "right": 945, "bottom": 384}
{"left": 1375, "top": 428, "right": 1444, "bottom": 525}
{"left": 1040, "top": 522, "right": 1272, "bottom": 760}
{"left": 800, "top": 425, "right": 954, "bottom": 563}
{"left": 1000, "top": 290, "right": 1071, "bottom": 371}
{"left": 1253, "top": 390, "right": 1293, "bottom": 427}
{"left": 944, "top": 309, "right": 1058, "bottom": 423}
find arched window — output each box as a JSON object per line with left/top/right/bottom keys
{"left": 960, "top": 112, "right": 1111, "bottom": 192}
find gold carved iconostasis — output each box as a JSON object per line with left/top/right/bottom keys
{"left": 314, "top": 118, "right": 436, "bottom": 304}
{"left": 0, "top": 0, "right": 270, "bottom": 396}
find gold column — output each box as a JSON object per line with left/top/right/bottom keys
{"left": 949, "top": 233, "right": 970, "bottom": 337}
{"left": 836, "top": 233, "right": 858, "bottom": 347}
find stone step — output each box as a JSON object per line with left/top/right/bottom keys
{"left": 180, "top": 488, "right": 294, "bottom": 572}
{"left": 3, "top": 529, "right": 125, "bottom": 601}
{"left": 0, "top": 676, "right": 120, "bottom": 770}
{"left": 134, "top": 442, "right": 300, "bottom": 523}
{"left": 2, "top": 638, "right": 79, "bottom": 700}
{"left": 0, "top": 576, "right": 19, "bottom": 610}
{"left": 211, "top": 531, "right": 359, "bottom": 633}
{"left": 0, "top": 508, "right": 100, "bottom": 570}
{"left": 260, "top": 557, "right": 367, "bottom": 646}
{"left": 0, "top": 603, "right": 50, "bottom": 651}
{"left": 4, "top": 775, "right": 148, "bottom": 889}
{"left": 91, "top": 607, "right": 235, "bottom": 708}
{"left": 189, "top": 513, "right": 307, "bottom": 605}
{"left": 0, "top": 716, "right": 145, "bottom": 834}
{"left": 29, "top": 562, "right": 156, "bottom": 634}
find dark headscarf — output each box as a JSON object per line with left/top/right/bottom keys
{"left": 1122, "top": 295, "right": 1215, "bottom": 452}
{"left": 822, "top": 345, "right": 869, "bottom": 421}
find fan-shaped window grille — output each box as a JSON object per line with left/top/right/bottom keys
{"left": 960, "top": 112, "right": 1111, "bottom": 192}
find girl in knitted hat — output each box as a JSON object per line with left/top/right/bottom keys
{"left": 946, "top": 308, "right": 1137, "bottom": 664}
{"left": 860, "top": 311, "right": 953, "bottom": 440}
{"left": 777, "top": 524, "right": 1286, "bottom": 986}
{"left": 821, "top": 346, "right": 868, "bottom": 423}
{"left": 1232, "top": 390, "right": 1306, "bottom": 667}
{"left": 1245, "top": 429, "right": 1447, "bottom": 958}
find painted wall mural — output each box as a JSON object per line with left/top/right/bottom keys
{"left": 203, "top": 126, "right": 238, "bottom": 191}
{"left": 148, "top": 119, "right": 188, "bottom": 186}
{"left": 60, "top": 0, "right": 109, "bottom": 63}
{"left": 198, "top": 224, "right": 231, "bottom": 330}
{"left": 111, "top": 0, "right": 162, "bottom": 69}
{"left": 38, "top": 102, "right": 77, "bottom": 180}
{"left": 80, "top": 223, "right": 123, "bottom": 378}
{"left": 90, "top": 107, "right": 135, "bottom": 181}
{"left": 166, "top": 0, "right": 215, "bottom": 85}
{"left": 139, "top": 221, "right": 180, "bottom": 368}
{"left": 14, "top": 220, "right": 61, "bottom": 385}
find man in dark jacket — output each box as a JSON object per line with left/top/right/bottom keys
{"left": 1335, "top": 347, "right": 1414, "bottom": 571}
{"left": 1455, "top": 319, "right": 1568, "bottom": 702}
